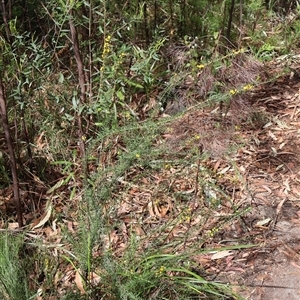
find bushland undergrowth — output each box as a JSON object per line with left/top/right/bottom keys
{"left": 0, "top": 0, "right": 300, "bottom": 299}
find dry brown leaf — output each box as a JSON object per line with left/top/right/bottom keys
{"left": 7, "top": 222, "right": 19, "bottom": 229}
{"left": 31, "top": 201, "right": 52, "bottom": 230}
{"left": 36, "top": 132, "right": 46, "bottom": 150}
{"left": 254, "top": 218, "right": 272, "bottom": 227}
{"left": 261, "top": 185, "right": 272, "bottom": 193}
{"left": 67, "top": 221, "right": 75, "bottom": 233}
{"left": 211, "top": 250, "right": 235, "bottom": 260}
{"left": 218, "top": 166, "right": 231, "bottom": 174}
{"left": 283, "top": 180, "right": 291, "bottom": 193}
{"left": 88, "top": 272, "right": 101, "bottom": 286}
{"left": 213, "top": 159, "right": 222, "bottom": 171}
{"left": 276, "top": 198, "right": 286, "bottom": 215}
{"left": 75, "top": 270, "right": 86, "bottom": 294}
{"left": 109, "top": 230, "right": 119, "bottom": 245}
{"left": 133, "top": 224, "right": 145, "bottom": 236}
{"left": 148, "top": 201, "right": 155, "bottom": 217}
{"left": 117, "top": 201, "right": 131, "bottom": 216}
{"left": 159, "top": 205, "right": 169, "bottom": 218}
{"left": 129, "top": 187, "right": 139, "bottom": 195}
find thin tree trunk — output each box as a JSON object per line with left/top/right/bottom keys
{"left": 143, "top": 3, "right": 149, "bottom": 45}
{"left": 238, "top": 0, "right": 243, "bottom": 48}
{"left": 0, "top": 78, "right": 23, "bottom": 227}
{"left": 169, "top": 0, "right": 174, "bottom": 38}
{"left": 180, "top": 0, "right": 186, "bottom": 37}
{"left": 0, "top": 0, "right": 12, "bottom": 44}
{"left": 69, "top": 10, "right": 86, "bottom": 159}
{"left": 226, "top": 0, "right": 235, "bottom": 44}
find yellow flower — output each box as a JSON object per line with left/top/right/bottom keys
{"left": 243, "top": 84, "right": 253, "bottom": 91}
{"left": 185, "top": 215, "right": 191, "bottom": 222}
{"left": 229, "top": 89, "right": 238, "bottom": 95}
{"left": 197, "top": 64, "right": 205, "bottom": 69}
{"left": 155, "top": 266, "right": 166, "bottom": 277}
{"left": 232, "top": 48, "right": 245, "bottom": 55}
{"left": 207, "top": 227, "right": 219, "bottom": 237}
{"left": 102, "top": 35, "right": 112, "bottom": 59}
{"left": 135, "top": 153, "right": 140, "bottom": 159}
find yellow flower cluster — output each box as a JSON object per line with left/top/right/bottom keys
{"left": 119, "top": 52, "right": 126, "bottom": 58}
{"left": 102, "top": 35, "right": 111, "bottom": 59}
{"left": 232, "top": 48, "right": 245, "bottom": 55}
{"left": 196, "top": 64, "right": 205, "bottom": 69}
{"left": 243, "top": 84, "right": 253, "bottom": 91}
{"left": 155, "top": 266, "right": 166, "bottom": 277}
{"left": 229, "top": 89, "right": 238, "bottom": 95}
{"left": 230, "top": 84, "right": 254, "bottom": 96}
{"left": 207, "top": 227, "right": 219, "bottom": 237}
{"left": 159, "top": 266, "right": 166, "bottom": 273}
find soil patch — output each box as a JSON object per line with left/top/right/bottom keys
{"left": 166, "top": 69, "right": 300, "bottom": 298}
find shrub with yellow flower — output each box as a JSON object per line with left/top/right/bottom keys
{"left": 102, "top": 35, "right": 111, "bottom": 59}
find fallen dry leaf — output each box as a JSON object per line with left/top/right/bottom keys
{"left": 75, "top": 270, "right": 85, "bottom": 294}
{"left": 211, "top": 250, "right": 235, "bottom": 260}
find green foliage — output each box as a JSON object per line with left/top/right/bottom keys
{"left": 0, "top": 233, "right": 32, "bottom": 300}
{"left": 1, "top": 0, "right": 300, "bottom": 298}
{"left": 66, "top": 228, "right": 243, "bottom": 299}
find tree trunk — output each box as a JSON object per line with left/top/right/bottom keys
{"left": 69, "top": 10, "right": 86, "bottom": 159}
{"left": 0, "top": 78, "right": 23, "bottom": 227}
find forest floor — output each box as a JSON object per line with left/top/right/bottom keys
{"left": 154, "top": 54, "right": 300, "bottom": 299}
{"left": 161, "top": 64, "right": 300, "bottom": 298}
{"left": 2, "top": 53, "right": 300, "bottom": 299}
{"left": 195, "top": 60, "right": 300, "bottom": 299}
{"left": 230, "top": 70, "right": 300, "bottom": 299}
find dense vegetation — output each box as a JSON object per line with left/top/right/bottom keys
{"left": 0, "top": 0, "right": 299, "bottom": 299}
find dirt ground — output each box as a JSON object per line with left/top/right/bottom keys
{"left": 217, "top": 72, "right": 300, "bottom": 299}
{"left": 166, "top": 61, "right": 300, "bottom": 298}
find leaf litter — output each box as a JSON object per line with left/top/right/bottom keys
{"left": 2, "top": 54, "right": 300, "bottom": 298}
